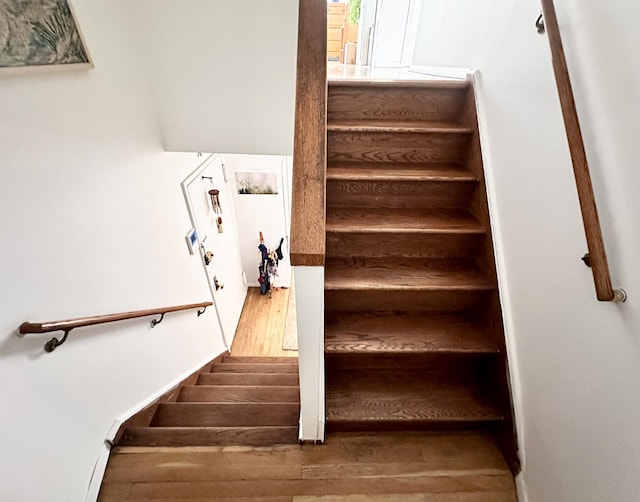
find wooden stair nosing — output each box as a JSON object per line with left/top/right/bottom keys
{"left": 178, "top": 385, "right": 300, "bottom": 403}
{"left": 326, "top": 166, "right": 478, "bottom": 183}
{"left": 328, "top": 79, "right": 470, "bottom": 89}
{"left": 117, "top": 426, "right": 299, "bottom": 447}
{"left": 327, "top": 121, "right": 473, "bottom": 134}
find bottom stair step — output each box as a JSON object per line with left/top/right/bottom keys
{"left": 118, "top": 426, "right": 299, "bottom": 447}
{"left": 326, "top": 370, "right": 502, "bottom": 431}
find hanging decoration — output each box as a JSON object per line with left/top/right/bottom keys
{"left": 208, "top": 189, "right": 222, "bottom": 214}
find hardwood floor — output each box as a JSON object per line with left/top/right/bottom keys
{"left": 231, "top": 287, "right": 297, "bottom": 358}
{"left": 99, "top": 431, "right": 517, "bottom": 501}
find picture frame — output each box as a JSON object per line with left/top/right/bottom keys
{"left": 235, "top": 171, "right": 278, "bottom": 195}
{"left": 0, "top": 0, "right": 93, "bottom": 72}
{"left": 185, "top": 228, "right": 198, "bottom": 255}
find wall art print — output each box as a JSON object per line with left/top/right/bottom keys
{"left": 235, "top": 171, "right": 278, "bottom": 195}
{"left": 0, "top": 0, "right": 91, "bottom": 69}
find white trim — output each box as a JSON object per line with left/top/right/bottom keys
{"left": 469, "top": 69, "right": 526, "bottom": 469}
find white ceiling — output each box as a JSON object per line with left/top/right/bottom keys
{"left": 126, "top": 0, "right": 299, "bottom": 156}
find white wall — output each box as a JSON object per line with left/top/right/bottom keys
{"left": 413, "top": 1, "right": 640, "bottom": 501}
{"left": 0, "top": 1, "right": 228, "bottom": 500}
{"left": 125, "top": 0, "right": 299, "bottom": 156}
{"left": 223, "top": 154, "right": 292, "bottom": 289}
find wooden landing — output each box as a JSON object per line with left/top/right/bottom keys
{"left": 99, "top": 431, "right": 517, "bottom": 501}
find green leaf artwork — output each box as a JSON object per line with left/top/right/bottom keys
{"left": 0, "top": 0, "right": 89, "bottom": 68}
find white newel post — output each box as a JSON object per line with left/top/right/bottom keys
{"left": 293, "top": 266, "right": 325, "bottom": 442}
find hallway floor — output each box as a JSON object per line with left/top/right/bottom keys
{"left": 231, "top": 287, "right": 297, "bottom": 358}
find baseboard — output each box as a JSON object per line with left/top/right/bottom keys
{"left": 408, "top": 64, "right": 473, "bottom": 80}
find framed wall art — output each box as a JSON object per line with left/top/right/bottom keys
{"left": 0, "top": 0, "right": 92, "bottom": 71}
{"left": 235, "top": 171, "right": 278, "bottom": 195}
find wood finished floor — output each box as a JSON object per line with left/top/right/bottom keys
{"left": 99, "top": 431, "right": 517, "bottom": 501}
{"left": 231, "top": 287, "right": 297, "bottom": 358}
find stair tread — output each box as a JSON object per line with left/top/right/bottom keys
{"left": 324, "top": 312, "right": 498, "bottom": 354}
{"left": 326, "top": 207, "right": 483, "bottom": 234}
{"left": 326, "top": 371, "right": 502, "bottom": 423}
{"left": 179, "top": 385, "right": 300, "bottom": 403}
{"left": 327, "top": 163, "right": 477, "bottom": 182}
{"left": 328, "top": 120, "right": 472, "bottom": 134}
{"left": 221, "top": 356, "right": 298, "bottom": 364}
{"left": 324, "top": 258, "right": 492, "bottom": 291}
{"left": 117, "top": 426, "right": 298, "bottom": 447}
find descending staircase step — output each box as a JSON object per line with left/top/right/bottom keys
{"left": 328, "top": 80, "right": 469, "bottom": 123}
{"left": 197, "top": 372, "right": 299, "bottom": 386}
{"left": 326, "top": 370, "right": 502, "bottom": 431}
{"left": 210, "top": 363, "right": 299, "bottom": 374}
{"left": 324, "top": 312, "right": 498, "bottom": 355}
{"left": 324, "top": 258, "right": 492, "bottom": 290}
{"left": 327, "top": 130, "right": 471, "bottom": 164}
{"left": 118, "top": 426, "right": 299, "bottom": 447}
{"left": 178, "top": 385, "right": 300, "bottom": 403}
{"left": 151, "top": 403, "right": 299, "bottom": 427}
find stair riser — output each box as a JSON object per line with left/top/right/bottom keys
{"left": 326, "top": 179, "right": 476, "bottom": 208}
{"left": 151, "top": 403, "right": 299, "bottom": 427}
{"left": 325, "top": 289, "right": 491, "bottom": 312}
{"left": 210, "top": 363, "right": 298, "bottom": 374}
{"left": 325, "top": 353, "right": 496, "bottom": 370}
{"left": 326, "top": 232, "right": 482, "bottom": 258}
{"left": 327, "top": 131, "right": 470, "bottom": 164}
{"left": 197, "top": 373, "right": 299, "bottom": 386}
{"left": 178, "top": 386, "right": 300, "bottom": 403}
{"left": 328, "top": 86, "right": 467, "bottom": 123}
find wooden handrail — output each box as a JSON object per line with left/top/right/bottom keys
{"left": 540, "top": 0, "right": 626, "bottom": 302}
{"left": 18, "top": 301, "right": 213, "bottom": 352}
{"left": 290, "top": 0, "right": 327, "bottom": 267}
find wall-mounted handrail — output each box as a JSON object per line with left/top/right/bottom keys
{"left": 18, "top": 301, "right": 213, "bottom": 352}
{"left": 290, "top": 0, "right": 327, "bottom": 267}
{"left": 539, "top": 0, "right": 626, "bottom": 302}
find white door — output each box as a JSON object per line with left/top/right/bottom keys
{"left": 182, "top": 155, "right": 247, "bottom": 348}
{"left": 371, "top": 0, "right": 421, "bottom": 67}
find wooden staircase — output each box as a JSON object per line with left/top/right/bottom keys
{"left": 324, "top": 79, "right": 518, "bottom": 469}
{"left": 115, "top": 355, "right": 300, "bottom": 447}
